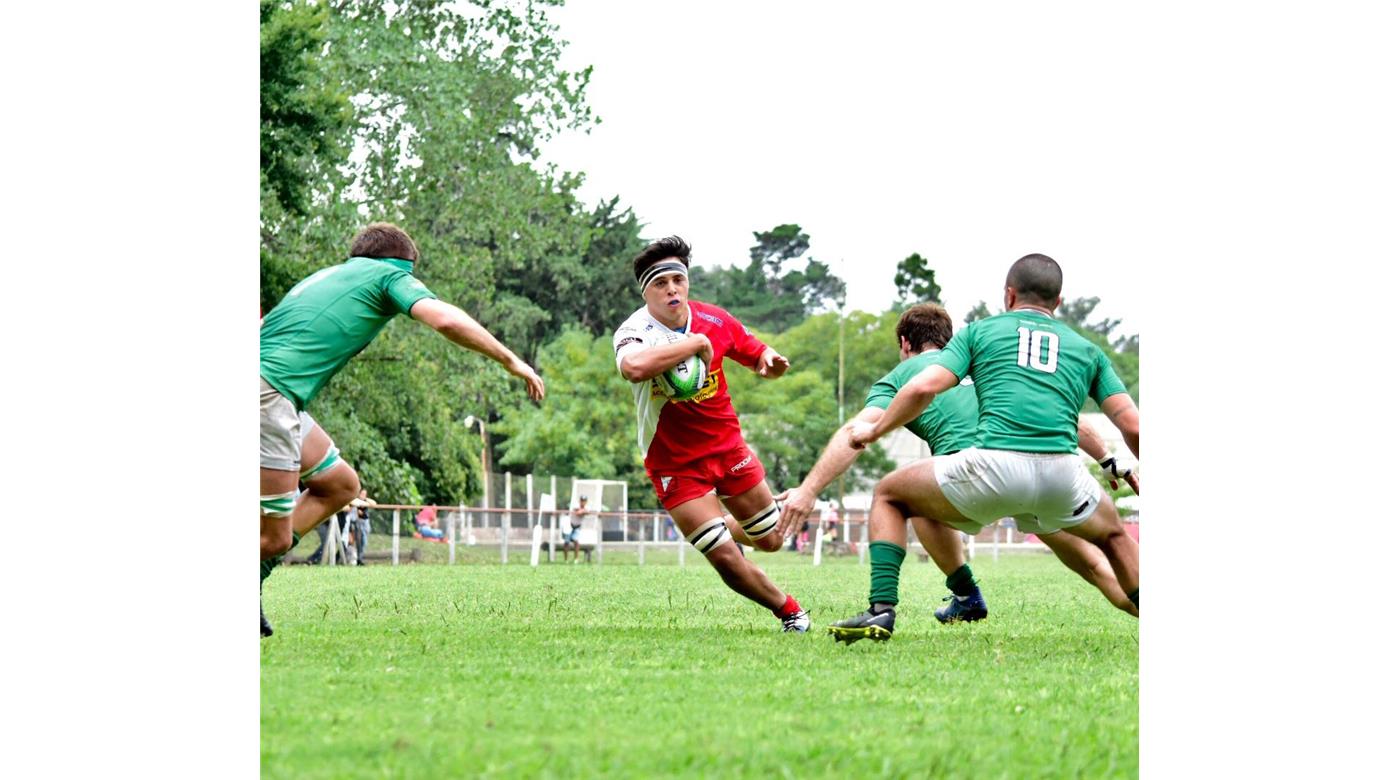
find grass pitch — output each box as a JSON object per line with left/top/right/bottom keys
{"left": 261, "top": 551, "right": 1137, "bottom": 778}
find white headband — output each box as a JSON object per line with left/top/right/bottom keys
{"left": 639, "top": 261, "right": 688, "bottom": 292}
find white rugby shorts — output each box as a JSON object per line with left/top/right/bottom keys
{"left": 260, "top": 377, "right": 301, "bottom": 472}
{"left": 933, "top": 448, "right": 1101, "bottom": 535}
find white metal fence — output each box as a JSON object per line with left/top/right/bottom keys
{"left": 293, "top": 470, "right": 1137, "bottom": 568}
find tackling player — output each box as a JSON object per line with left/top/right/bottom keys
{"left": 613, "top": 236, "right": 810, "bottom": 632}
{"left": 777, "top": 304, "right": 1137, "bottom": 643}
{"left": 260, "top": 223, "right": 544, "bottom": 637}
{"left": 845, "top": 254, "right": 1140, "bottom": 636}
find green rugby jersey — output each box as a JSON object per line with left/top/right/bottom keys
{"left": 933, "top": 309, "right": 1126, "bottom": 453}
{"left": 260, "top": 257, "right": 436, "bottom": 410}
{"left": 865, "top": 349, "right": 978, "bottom": 456}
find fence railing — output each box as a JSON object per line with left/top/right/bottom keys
{"left": 298, "top": 499, "right": 1138, "bottom": 568}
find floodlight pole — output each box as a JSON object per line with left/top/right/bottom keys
{"left": 836, "top": 290, "right": 847, "bottom": 525}
{"left": 465, "top": 416, "right": 490, "bottom": 510}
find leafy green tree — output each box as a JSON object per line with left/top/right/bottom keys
{"left": 765, "top": 311, "right": 900, "bottom": 489}
{"left": 725, "top": 367, "right": 842, "bottom": 492}
{"left": 1055, "top": 297, "right": 1139, "bottom": 404}
{"left": 493, "top": 328, "right": 652, "bottom": 507}
{"left": 689, "top": 224, "right": 845, "bottom": 333}
{"left": 964, "top": 300, "right": 992, "bottom": 324}
{"left": 261, "top": 0, "right": 601, "bottom": 504}
{"left": 569, "top": 197, "right": 650, "bottom": 336}
{"left": 893, "top": 252, "right": 942, "bottom": 306}
{"left": 1058, "top": 296, "right": 1121, "bottom": 340}
{"left": 259, "top": 0, "right": 351, "bottom": 218}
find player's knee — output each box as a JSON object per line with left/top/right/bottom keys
{"left": 309, "top": 463, "right": 359, "bottom": 506}
{"left": 705, "top": 543, "right": 747, "bottom": 580}
{"left": 329, "top": 464, "right": 360, "bottom": 505}
{"left": 873, "top": 473, "right": 904, "bottom": 506}
{"left": 753, "top": 532, "right": 783, "bottom": 553}
{"left": 739, "top": 503, "right": 781, "bottom": 551}
{"left": 260, "top": 523, "right": 293, "bottom": 558}
{"left": 260, "top": 490, "right": 298, "bottom": 556}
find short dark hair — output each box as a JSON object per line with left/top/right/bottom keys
{"left": 351, "top": 222, "right": 419, "bottom": 262}
{"left": 632, "top": 236, "right": 692, "bottom": 282}
{"left": 1006, "top": 253, "right": 1062, "bottom": 305}
{"left": 896, "top": 303, "right": 954, "bottom": 352}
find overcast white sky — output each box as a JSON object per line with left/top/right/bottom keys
{"left": 538, "top": 1, "right": 1156, "bottom": 337}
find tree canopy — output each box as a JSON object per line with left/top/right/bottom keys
{"left": 688, "top": 224, "right": 846, "bottom": 333}
{"left": 893, "top": 252, "right": 942, "bottom": 307}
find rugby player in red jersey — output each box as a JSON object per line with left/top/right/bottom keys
{"left": 612, "top": 236, "right": 809, "bottom": 632}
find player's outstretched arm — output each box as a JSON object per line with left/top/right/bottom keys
{"left": 1078, "top": 418, "right": 1138, "bottom": 494}
{"left": 849, "top": 365, "right": 958, "bottom": 449}
{"left": 776, "top": 406, "right": 883, "bottom": 537}
{"left": 410, "top": 298, "right": 545, "bottom": 401}
{"left": 618, "top": 333, "right": 712, "bottom": 383}
{"left": 1099, "top": 393, "right": 1139, "bottom": 459}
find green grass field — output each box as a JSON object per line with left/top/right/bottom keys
{"left": 261, "top": 552, "right": 1137, "bottom": 779}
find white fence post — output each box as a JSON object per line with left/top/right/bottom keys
{"left": 652, "top": 513, "right": 660, "bottom": 542}
{"left": 391, "top": 509, "right": 400, "bottom": 566}
{"left": 967, "top": 530, "right": 976, "bottom": 560}
{"left": 678, "top": 532, "right": 685, "bottom": 567}
{"left": 327, "top": 514, "right": 339, "bottom": 566}
{"left": 548, "top": 507, "right": 557, "bottom": 564}
{"left": 502, "top": 472, "right": 512, "bottom": 565}
{"left": 449, "top": 505, "right": 460, "bottom": 565}
{"left": 858, "top": 519, "right": 868, "bottom": 565}
{"left": 548, "top": 475, "right": 558, "bottom": 563}
{"left": 530, "top": 523, "right": 542, "bottom": 567}
{"left": 813, "top": 523, "right": 823, "bottom": 567}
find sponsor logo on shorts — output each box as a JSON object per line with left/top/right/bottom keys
{"left": 660, "top": 476, "right": 673, "bottom": 492}
{"left": 729, "top": 455, "right": 752, "bottom": 472}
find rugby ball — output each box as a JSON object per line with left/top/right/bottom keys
{"left": 659, "top": 354, "right": 706, "bottom": 400}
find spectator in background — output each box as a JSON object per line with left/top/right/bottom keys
{"left": 414, "top": 505, "right": 445, "bottom": 541}
{"left": 565, "top": 496, "right": 591, "bottom": 563}
{"left": 306, "top": 500, "right": 353, "bottom": 564}
{"left": 350, "top": 489, "right": 374, "bottom": 564}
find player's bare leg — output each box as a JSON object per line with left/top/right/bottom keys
{"left": 831, "top": 460, "right": 978, "bottom": 643}
{"left": 669, "top": 494, "right": 808, "bottom": 631}
{"left": 719, "top": 481, "right": 784, "bottom": 553}
{"left": 907, "top": 515, "right": 990, "bottom": 623}
{"left": 292, "top": 425, "right": 360, "bottom": 540}
{"left": 908, "top": 515, "right": 964, "bottom": 574}
{"left": 1060, "top": 487, "right": 1139, "bottom": 608}
{"left": 259, "top": 466, "right": 297, "bottom": 638}
{"left": 260, "top": 425, "right": 359, "bottom": 637}
{"left": 260, "top": 468, "right": 298, "bottom": 560}
{"left": 1038, "top": 530, "right": 1137, "bottom": 616}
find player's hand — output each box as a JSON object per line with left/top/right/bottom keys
{"left": 847, "top": 420, "right": 878, "bottom": 450}
{"left": 756, "top": 349, "right": 790, "bottom": 379}
{"left": 775, "top": 486, "right": 816, "bottom": 538}
{"left": 507, "top": 358, "right": 545, "bottom": 401}
{"left": 1100, "top": 456, "right": 1137, "bottom": 495}
{"left": 689, "top": 333, "right": 714, "bottom": 370}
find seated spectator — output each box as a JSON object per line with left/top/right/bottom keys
{"left": 414, "top": 505, "right": 445, "bottom": 541}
